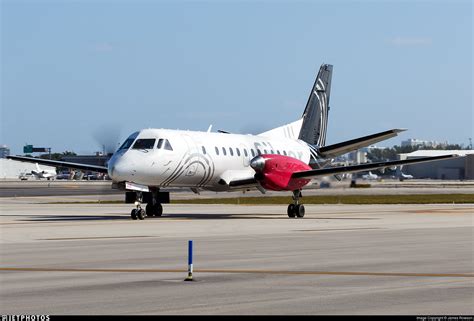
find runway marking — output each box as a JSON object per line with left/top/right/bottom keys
{"left": 295, "top": 228, "right": 382, "bottom": 232}
{"left": 40, "top": 236, "right": 157, "bottom": 240}
{"left": 1, "top": 267, "right": 473, "bottom": 278}
{"left": 409, "top": 208, "right": 474, "bottom": 214}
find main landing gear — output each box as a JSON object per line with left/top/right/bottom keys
{"left": 130, "top": 189, "right": 163, "bottom": 220}
{"left": 287, "top": 190, "right": 305, "bottom": 218}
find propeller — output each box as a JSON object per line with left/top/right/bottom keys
{"left": 91, "top": 125, "right": 123, "bottom": 195}
{"left": 92, "top": 124, "right": 123, "bottom": 157}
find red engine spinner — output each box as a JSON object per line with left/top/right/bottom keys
{"left": 250, "top": 154, "right": 312, "bottom": 191}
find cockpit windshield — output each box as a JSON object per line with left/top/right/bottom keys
{"left": 118, "top": 131, "right": 139, "bottom": 151}
{"left": 157, "top": 138, "right": 173, "bottom": 151}
{"left": 132, "top": 139, "right": 156, "bottom": 150}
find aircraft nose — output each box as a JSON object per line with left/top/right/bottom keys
{"left": 108, "top": 153, "right": 132, "bottom": 181}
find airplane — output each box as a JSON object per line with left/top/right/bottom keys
{"left": 361, "top": 171, "right": 379, "bottom": 180}
{"left": 8, "top": 64, "right": 460, "bottom": 220}
{"left": 399, "top": 172, "right": 414, "bottom": 181}
{"left": 396, "top": 166, "right": 414, "bottom": 181}
{"left": 31, "top": 163, "right": 57, "bottom": 180}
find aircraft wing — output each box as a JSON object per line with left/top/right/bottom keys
{"left": 7, "top": 156, "right": 109, "bottom": 174}
{"left": 228, "top": 178, "right": 258, "bottom": 188}
{"left": 318, "top": 129, "right": 406, "bottom": 158}
{"left": 291, "top": 154, "right": 459, "bottom": 180}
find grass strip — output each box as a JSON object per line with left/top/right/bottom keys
{"left": 172, "top": 194, "right": 474, "bottom": 205}
{"left": 45, "top": 194, "right": 474, "bottom": 205}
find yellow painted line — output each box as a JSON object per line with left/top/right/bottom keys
{"left": 0, "top": 267, "right": 473, "bottom": 278}
{"left": 295, "top": 228, "right": 382, "bottom": 232}
{"left": 40, "top": 235, "right": 157, "bottom": 240}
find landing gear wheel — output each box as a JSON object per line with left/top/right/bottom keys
{"left": 146, "top": 203, "right": 155, "bottom": 217}
{"left": 155, "top": 203, "right": 163, "bottom": 217}
{"left": 295, "top": 204, "right": 305, "bottom": 218}
{"left": 131, "top": 209, "right": 138, "bottom": 220}
{"left": 145, "top": 203, "right": 163, "bottom": 217}
{"left": 287, "top": 204, "right": 296, "bottom": 218}
{"left": 137, "top": 208, "right": 146, "bottom": 220}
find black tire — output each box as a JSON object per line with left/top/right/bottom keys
{"left": 287, "top": 204, "right": 296, "bottom": 218}
{"left": 155, "top": 203, "right": 163, "bottom": 217}
{"left": 131, "top": 209, "right": 138, "bottom": 220}
{"left": 137, "top": 208, "right": 146, "bottom": 220}
{"left": 295, "top": 204, "right": 305, "bottom": 218}
{"left": 145, "top": 203, "right": 154, "bottom": 217}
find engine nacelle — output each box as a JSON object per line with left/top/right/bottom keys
{"left": 250, "top": 154, "right": 312, "bottom": 191}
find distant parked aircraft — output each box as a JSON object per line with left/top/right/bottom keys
{"left": 361, "top": 171, "right": 379, "bottom": 180}
{"left": 31, "top": 163, "right": 57, "bottom": 180}
{"left": 399, "top": 172, "right": 414, "bottom": 181}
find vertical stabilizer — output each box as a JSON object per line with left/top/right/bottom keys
{"left": 298, "top": 64, "right": 333, "bottom": 146}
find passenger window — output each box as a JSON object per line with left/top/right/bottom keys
{"left": 257, "top": 149, "right": 261, "bottom": 155}
{"left": 202, "top": 146, "right": 207, "bottom": 154}
{"left": 277, "top": 150, "right": 280, "bottom": 155}
{"left": 270, "top": 150, "right": 274, "bottom": 154}
{"left": 243, "top": 149, "right": 248, "bottom": 157}
{"left": 236, "top": 148, "right": 241, "bottom": 156}
{"left": 263, "top": 149, "right": 267, "bottom": 154}
{"left": 132, "top": 139, "right": 156, "bottom": 150}
{"left": 251, "top": 149, "right": 255, "bottom": 157}
{"left": 283, "top": 151, "right": 287, "bottom": 156}
{"left": 164, "top": 139, "right": 173, "bottom": 151}
{"left": 215, "top": 147, "right": 219, "bottom": 155}
{"left": 229, "top": 148, "right": 234, "bottom": 156}
{"left": 262, "top": 142, "right": 267, "bottom": 146}
{"left": 222, "top": 147, "right": 227, "bottom": 156}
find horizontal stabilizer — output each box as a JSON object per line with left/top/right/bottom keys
{"left": 7, "top": 156, "right": 109, "bottom": 174}
{"left": 292, "top": 154, "right": 459, "bottom": 180}
{"left": 318, "top": 129, "right": 406, "bottom": 158}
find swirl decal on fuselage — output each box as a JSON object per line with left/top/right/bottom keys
{"left": 160, "top": 151, "right": 215, "bottom": 188}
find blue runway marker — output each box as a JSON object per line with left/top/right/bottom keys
{"left": 185, "top": 240, "right": 194, "bottom": 281}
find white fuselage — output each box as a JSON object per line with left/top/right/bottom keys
{"left": 32, "top": 163, "right": 57, "bottom": 179}
{"left": 34, "top": 171, "right": 56, "bottom": 179}
{"left": 108, "top": 128, "right": 312, "bottom": 191}
{"left": 362, "top": 171, "right": 378, "bottom": 180}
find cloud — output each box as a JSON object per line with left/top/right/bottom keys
{"left": 388, "top": 37, "right": 432, "bottom": 47}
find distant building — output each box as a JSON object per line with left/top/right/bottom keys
{"left": 61, "top": 153, "right": 109, "bottom": 167}
{"left": 360, "top": 145, "right": 388, "bottom": 153}
{"left": 0, "top": 145, "right": 10, "bottom": 158}
{"left": 401, "top": 138, "right": 447, "bottom": 148}
{"left": 0, "top": 159, "right": 56, "bottom": 180}
{"left": 347, "top": 150, "right": 367, "bottom": 164}
{"left": 398, "top": 150, "right": 474, "bottom": 180}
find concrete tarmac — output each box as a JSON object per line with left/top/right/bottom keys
{"left": 0, "top": 198, "right": 473, "bottom": 315}
{"left": 1, "top": 179, "right": 474, "bottom": 199}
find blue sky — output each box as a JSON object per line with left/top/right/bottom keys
{"left": 1, "top": 0, "right": 472, "bottom": 154}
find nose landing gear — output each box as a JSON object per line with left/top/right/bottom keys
{"left": 129, "top": 189, "right": 163, "bottom": 220}
{"left": 131, "top": 207, "right": 146, "bottom": 220}
{"left": 287, "top": 190, "right": 305, "bottom": 218}
{"left": 130, "top": 192, "right": 146, "bottom": 220}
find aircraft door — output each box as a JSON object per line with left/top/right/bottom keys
{"left": 182, "top": 135, "right": 199, "bottom": 177}
{"left": 240, "top": 144, "right": 250, "bottom": 167}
